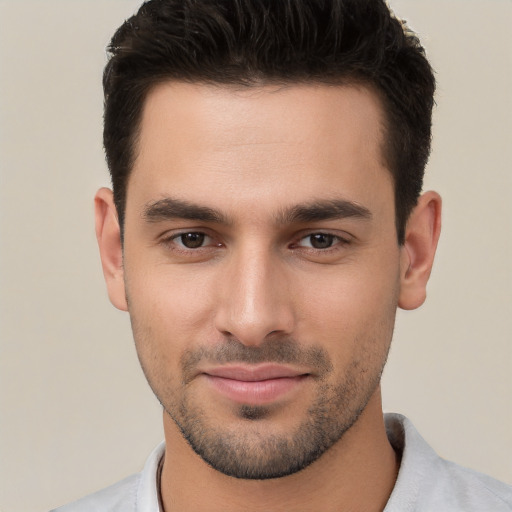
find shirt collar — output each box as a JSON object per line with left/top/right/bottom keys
{"left": 136, "top": 441, "right": 165, "bottom": 512}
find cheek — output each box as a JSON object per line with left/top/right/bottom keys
{"left": 123, "top": 265, "right": 221, "bottom": 379}
{"left": 297, "top": 259, "right": 400, "bottom": 359}
{"left": 126, "top": 261, "right": 217, "bottom": 323}
{"left": 124, "top": 268, "right": 213, "bottom": 396}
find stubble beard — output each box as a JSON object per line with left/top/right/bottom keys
{"left": 172, "top": 367, "right": 382, "bottom": 479}
{"left": 134, "top": 334, "right": 391, "bottom": 480}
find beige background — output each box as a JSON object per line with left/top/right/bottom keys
{"left": 0, "top": 1, "right": 511, "bottom": 511}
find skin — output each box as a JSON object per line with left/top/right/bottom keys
{"left": 95, "top": 82, "right": 441, "bottom": 511}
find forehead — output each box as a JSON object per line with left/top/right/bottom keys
{"left": 128, "top": 81, "right": 392, "bottom": 218}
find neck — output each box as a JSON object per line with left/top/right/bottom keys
{"left": 160, "top": 389, "right": 398, "bottom": 512}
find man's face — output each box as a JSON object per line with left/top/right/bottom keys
{"left": 120, "top": 83, "right": 402, "bottom": 478}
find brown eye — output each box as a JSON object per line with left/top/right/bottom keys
{"left": 179, "top": 232, "right": 206, "bottom": 248}
{"left": 307, "top": 233, "right": 335, "bottom": 249}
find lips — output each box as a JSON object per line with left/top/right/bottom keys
{"left": 202, "top": 364, "right": 309, "bottom": 405}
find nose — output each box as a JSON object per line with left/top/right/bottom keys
{"left": 214, "top": 245, "right": 295, "bottom": 346}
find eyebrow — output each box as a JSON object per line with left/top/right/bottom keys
{"left": 142, "top": 197, "right": 372, "bottom": 225}
{"left": 143, "top": 198, "right": 228, "bottom": 224}
{"left": 277, "top": 199, "right": 372, "bottom": 224}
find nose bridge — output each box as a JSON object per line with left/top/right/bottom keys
{"left": 215, "top": 240, "right": 294, "bottom": 345}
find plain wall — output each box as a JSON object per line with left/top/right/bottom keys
{"left": 0, "top": 1, "right": 511, "bottom": 511}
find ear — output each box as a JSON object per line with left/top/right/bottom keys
{"left": 94, "top": 188, "right": 128, "bottom": 311}
{"left": 398, "top": 191, "right": 442, "bottom": 310}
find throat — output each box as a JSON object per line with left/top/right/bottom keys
{"left": 159, "top": 395, "right": 399, "bottom": 512}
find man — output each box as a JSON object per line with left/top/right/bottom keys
{"left": 53, "top": 0, "right": 512, "bottom": 510}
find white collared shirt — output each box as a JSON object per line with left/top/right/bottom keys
{"left": 52, "top": 414, "right": 512, "bottom": 511}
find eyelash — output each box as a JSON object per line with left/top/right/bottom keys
{"left": 160, "top": 231, "right": 220, "bottom": 253}
{"left": 292, "top": 233, "right": 351, "bottom": 251}
{"left": 159, "top": 230, "right": 351, "bottom": 255}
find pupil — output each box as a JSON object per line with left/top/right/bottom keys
{"left": 181, "top": 233, "right": 205, "bottom": 248}
{"left": 310, "top": 233, "right": 333, "bottom": 249}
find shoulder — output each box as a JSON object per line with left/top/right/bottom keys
{"left": 430, "top": 459, "right": 512, "bottom": 511}
{"left": 384, "top": 413, "right": 512, "bottom": 511}
{"left": 50, "top": 441, "right": 165, "bottom": 512}
{"left": 50, "top": 474, "right": 140, "bottom": 512}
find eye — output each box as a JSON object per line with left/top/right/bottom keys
{"left": 159, "top": 230, "right": 223, "bottom": 261}
{"left": 297, "top": 233, "right": 338, "bottom": 249}
{"left": 172, "top": 232, "right": 213, "bottom": 249}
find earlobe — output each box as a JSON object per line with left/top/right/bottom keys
{"left": 94, "top": 187, "right": 128, "bottom": 311}
{"left": 398, "top": 191, "right": 442, "bottom": 311}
